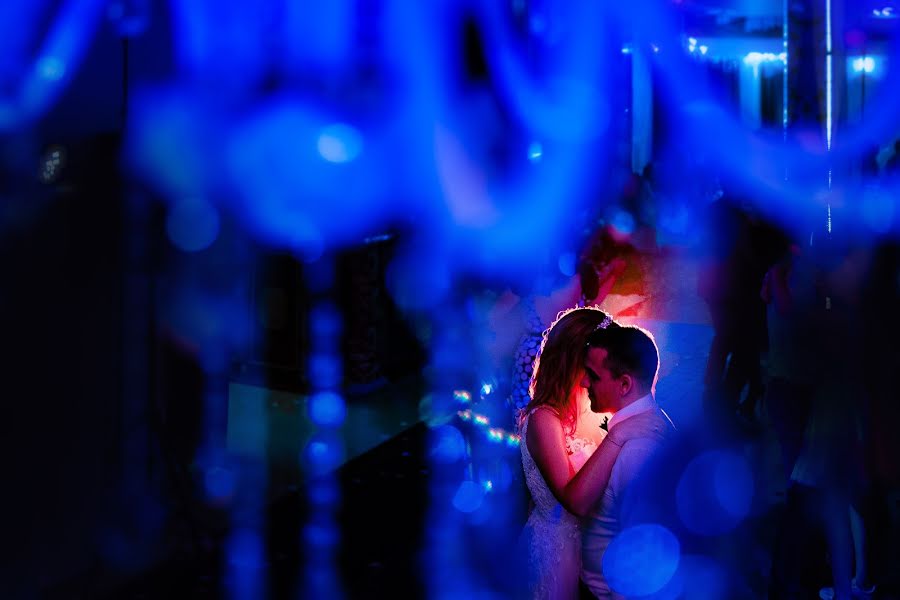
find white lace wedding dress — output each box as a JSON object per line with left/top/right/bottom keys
{"left": 520, "top": 407, "right": 600, "bottom": 599}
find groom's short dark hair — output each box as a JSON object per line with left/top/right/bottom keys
{"left": 586, "top": 325, "right": 659, "bottom": 388}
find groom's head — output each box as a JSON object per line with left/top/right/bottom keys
{"left": 581, "top": 325, "right": 659, "bottom": 413}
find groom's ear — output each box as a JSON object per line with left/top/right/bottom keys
{"left": 619, "top": 373, "right": 634, "bottom": 397}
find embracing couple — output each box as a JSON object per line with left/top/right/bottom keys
{"left": 519, "top": 306, "right": 675, "bottom": 599}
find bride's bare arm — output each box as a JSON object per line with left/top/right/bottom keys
{"left": 525, "top": 408, "right": 575, "bottom": 506}
{"left": 561, "top": 434, "right": 624, "bottom": 517}
{"left": 528, "top": 409, "right": 664, "bottom": 518}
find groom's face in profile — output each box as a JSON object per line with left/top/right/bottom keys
{"left": 581, "top": 347, "right": 619, "bottom": 413}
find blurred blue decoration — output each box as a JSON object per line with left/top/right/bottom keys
{"left": 309, "top": 302, "right": 343, "bottom": 347}
{"left": 0, "top": 0, "right": 107, "bottom": 131}
{"left": 676, "top": 554, "right": 729, "bottom": 600}
{"left": 317, "top": 123, "right": 363, "bottom": 163}
{"left": 452, "top": 480, "right": 485, "bottom": 513}
{"left": 308, "top": 477, "right": 340, "bottom": 508}
{"left": 107, "top": 0, "right": 149, "bottom": 38}
{"left": 204, "top": 465, "right": 238, "bottom": 501}
{"left": 557, "top": 251, "right": 577, "bottom": 277}
{"left": 429, "top": 424, "right": 467, "bottom": 464}
{"left": 304, "top": 521, "right": 340, "bottom": 549}
{"left": 165, "top": 286, "right": 253, "bottom": 355}
{"left": 602, "top": 523, "right": 681, "bottom": 597}
{"left": 386, "top": 251, "right": 451, "bottom": 311}
{"left": 228, "top": 528, "right": 267, "bottom": 600}
{"left": 227, "top": 528, "right": 264, "bottom": 569}
{"left": 478, "top": 460, "right": 513, "bottom": 492}
{"left": 165, "top": 197, "right": 220, "bottom": 252}
{"left": 304, "top": 432, "right": 346, "bottom": 475}
{"left": 307, "top": 355, "right": 343, "bottom": 390}
{"left": 308, "top": 391, "right": 347, "bottom": 427}
{"left": 676, "top": 450, "right": 754, "bottom": 536}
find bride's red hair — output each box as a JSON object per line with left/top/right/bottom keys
{"left": 521, "top": 306, "right": 617, "bottom": 436}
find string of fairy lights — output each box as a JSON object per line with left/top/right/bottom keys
{"left": 453, "top": 389, "right": 522, "bottom": 449}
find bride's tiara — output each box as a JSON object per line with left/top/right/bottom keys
{"left": 594, "top": 314, "right": 612, "bottom": 331}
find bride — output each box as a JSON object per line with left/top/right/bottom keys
{"left": 518, "top": 307, "right": 649, "bottom": 599}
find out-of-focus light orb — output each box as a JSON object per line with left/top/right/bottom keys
{"left": 165, "top": 197, "right": 220, "bottom": 252}
{"left": 308, "top": 354, "right": 342, "bottom": 389}
{"left": 289, "top": 220, "right": 325, "bottom": 263}
{"left": 603, "top": 523, "right": 680, "bottom": 597}
{"left": 453, "top": 480, "right": 485, "bottom": 513}
{"left": 699, "top": 45, "right": 708, "bottom": 55}
{"left": 308, "top": 391, "right": 347, "bottom": 426}
{"left": 304, "top": 433, "right": 346, "bottom": 473}
{"left": 308, "top": 478, "right": 339, "bottom": 507}
{"left": 610, "top": 210, "right": 636, "bottom": 236}
{"left": 205, "top": 466, "right": 237, "bottom": 500}
{"left": 480, "top": 382, "right": 493, "bottom": 397}
{"left": 558, "top": 251, "right": 576, "bottom": 277}
{"left": 309, "top": 303, "right": 342, "bottom": 340}
{"left": 317, "top": 123, "right": 363, "bottom": 163}
{"left": 677, "top": 450, "right": 754, "bottom": 536}
{"left": 304, "top": 522, "right": 339, "bottom": 548}
{"left": 713, "top": 452, "right": 753, "bottom": 518}
{"left": 528, "top": 141, "right": 543, "bottom": 162}
{"left": 37, "top": 57, "right": 65, "bottom": 81}
{"left": 429, "top": 424, "right": 466, "bottom": 464}
{"left": 227, "top": 528, "right": 264, "bottom": 568}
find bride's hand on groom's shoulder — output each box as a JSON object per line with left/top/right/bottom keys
{"left": 606, "top": 412, "right": 664, "bottom": 447}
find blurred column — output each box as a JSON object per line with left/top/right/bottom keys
{"left": 301, "top": 255, "right": 346, "bottom": 599}
{"left": 631, "top": 45, "right": 653, "bottom": 175}
{"left": 787, "top": 0, "right": 846, "bottom": 150}
{"left": 740, "top": 62, "right": 763, "bottom": 130}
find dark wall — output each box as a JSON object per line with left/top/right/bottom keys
{"left": 1, "top": 135, "right": 126, "bottom": 595}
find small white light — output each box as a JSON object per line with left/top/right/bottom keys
{"left": 699, "top": 45, "right": 708, "bottom": 55}
{"left": 852, "top": 56, "right": 876, "bottom": 73}
{"left": 743, "top": 52, "right": 784, "bottom": 67}
{"left": 621, "top": 45, "right": 632, "bottom": 54}
{"left": 528, "top": 141, "right": 543, "bottom": 162}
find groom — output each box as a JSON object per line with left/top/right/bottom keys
{"left": 578, "top": 324, "right": 676, "bottom": 598}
